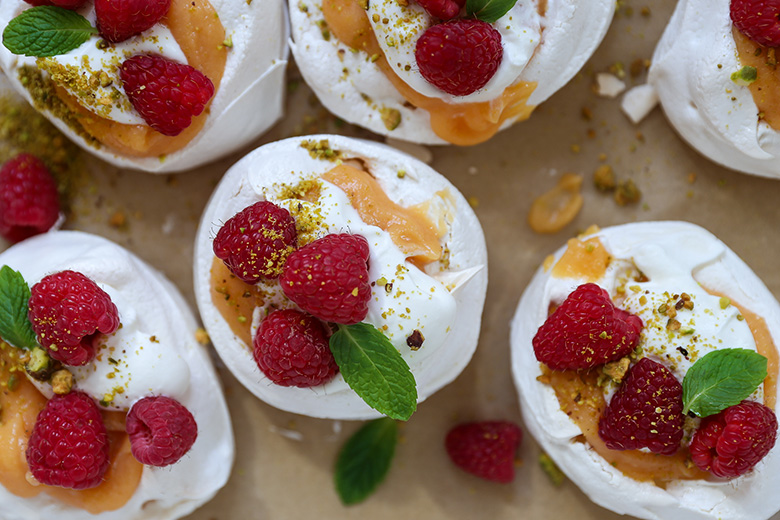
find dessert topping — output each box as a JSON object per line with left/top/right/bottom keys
{"left": 689, "top": 400, "right": 778, "bottom": 478}
{"left": 2, "top": 6, "right": 97, "bottom": 57}
{"left": 533, "top": 283, "right": 643, "bottom": 370}
{"left": 23, "top": 0, "right": 87, "bottom": 8}
{"left": 416, "top": 0, "right": 465, "bottom": 20}
{"left": 730, "top": 0, "right": 780, "bottom": 47}
{"left": 126, "top": 395, "right": 198, "bottom": 467}
{"left": 0, "top": 153, "right": 61, "bottom": 243}
{"left": 95, "top": 0, "right": 172, "bottom": 43}
{"left": 0, "top": 265, "right": 38, "bottom": 350}
{"left": 26, "top": 391, "right": 110, "bottom": 489}
{"left": 445, "top": 421, "right": 522, "bottom": 483}
{"left": 28, "top": 270, "right": 120, "bottom": 366}
{"left": 598, "top": 357, "right": 684, "bottom": 455}
{"left": 253, "top": 309, "right": 338, "bottom": 388}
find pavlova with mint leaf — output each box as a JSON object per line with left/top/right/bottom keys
{"left": 0, "top": 231, "right": 233, "bottom": 520}
{"left": 194, "top": 135, "right": 487, "bottom": 420}
{"left": 511, "top": 221, "right": 780, "bottom": 520}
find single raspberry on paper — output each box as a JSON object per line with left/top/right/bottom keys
{"left": 126, "top": 395, "right": 198, "bottom": 467}
{"left": 0, "top": 153, "right": 60, "bottom": 243}
{"left": 445, "top": 421, "right": 522, "bottom": 483}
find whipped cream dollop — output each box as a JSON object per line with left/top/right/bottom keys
{"left": 194, "top": 135, "right": 488, "bottom": 419}
{"left": 0, "top": 231, "right": 234, "bottom": 520}
{"left": 511, "top": 222, "right": 780, "bottom": 520}
{"left": 0, "top": 0, "right": 288, "bottom": 173}
{"left": 649, "top": 0, "right": 780, "bottom": 179}
{"left": 290, "top": 0, "right": 614, "bottom": 143}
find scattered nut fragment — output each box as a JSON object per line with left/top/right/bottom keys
{"left": 195, "top": 328, "right": 211, "bottom": 345}
{"left": 540, "top": 453, "right": 565, "bottom": 486}
{"left": 593, "top": 165, "right": 616, "bottom": 191}
{"left": 528, "top": 173, "right": 584, "bottom": 234}
{"left": 614, "top": 179, "right": 641, "bottom": 206}
{"left": 380, "top": 107, "right": 401, "bottom": 131}
{"left": 51, "top": 369, "right": 74, "bottom": 395}
{"left": 603, "top": 357, "right": 631, "bottom": 383}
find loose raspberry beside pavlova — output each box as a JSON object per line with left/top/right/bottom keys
{"left": 0, "top": 231, "right": 233, "bottom": 520}
{"left": 0, "top": 0, "right": 287, "bottom": 172}
{"left": 194, "top": 135, "right": 487, "bottom": 420}
{"left": 511, "top": 222, "right": 780, "bottom": 520}
{"left": 290, "top": 0, "right": 614, "bottom": 145}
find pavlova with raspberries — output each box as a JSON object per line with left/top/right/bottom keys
{"left": 0, "top": 0, "right": 286, "bottom": 172}
{"left": 511, "top": 222, "right": 780, "bottom": 520}
{"left": 290, "top": 0, "right": 614, "bottom": 145}
{"left": 0, "top": 231, "right": 233, "bottom": 520}
{"left": 194, "top": 135, "right": 488, "bottom": 420}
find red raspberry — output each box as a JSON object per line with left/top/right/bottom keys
{"left": 28, "top": 270, "right": 120, "bottom": 366}
{"left": 126, "top": 395, "right": 198, "bottom": 467}
{"left": 689, "top": 400, "right": 778, "bottom": 478}
{"left": 598, "top": 357, "right": 684, "bottom": 455}
{"left": 415, "top": 0, "right": 465, "bottom": 20}
{"left": 415, "top": 19, "right": 503, "bottom": 96}
{"left": 0, "top": 154, "right": 60, "bottom": 244}
{"left": 23, "top": 0, "right": 87, "bottom": 8}
{"left": 731, "top": 0, "right": 780, "bottom": 47}
{"left": 280, "top": 234, "right": 371, "bottom": 325}
{"left": 95, "top": 0, "right": 171, "bottom": 43}
{"left": 253, "top": 309, "right": 338, "bottom": 387}
{"left": 533, "top": 283, "right": 643, "bottom": 370}
{"left": 26, "top": 391, "right": 109, "bottom": 490}
{"left": 213, "top": 201, "right": 298, "bottom": 284}
{"left": 445, "top": 421, "right": 522, "bottom": 483}
{"left": 120, "top": 55, "right": 214, "bottom": 137}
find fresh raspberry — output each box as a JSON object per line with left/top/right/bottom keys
{"left": 126, "top": 395, "right": 198, "bottom": 467}
{"left": 280, "top": 234, "right": 371, "bottom": 325}
{"left": 26, "top": 391, "right": 109, "bottom": 490}
{"left": 253, "top": 309, "right": 338, "bottom": 387}
{"left": 28, "top": 270, "right": 120, "bottom": 366}
{"left": 598, "top": 357, "right": 684, "bottom": 455}
{"left": 213, "top": 201, "right": 298, "bottom": 284}
{"left": 415, "top": 0, "right": 465, "bottom": 20}
{"left": 533, "top": 283, "right": 643, "bottom": 370}
{"left": 120, "top": 55, "right": 214, "bottom": 137}
{"left": 445, "top": 421, "right": 522, "bottom": 483}
{"left": 95, "top": 0, "right": 171, "bottom": 43}
{"left": 415, "top": 19, "right": 503, "bottom": 96}
{"left": 731, "top": 0, "right": 780, "bottom": 47}
{"left": 690, "top": 400, "right": 778, "bottom": 478}
{"left": 23, "top": 0, "right": 87, "bottom": 8}
{"left": 0, "top": 154, "right": 60, "bottom": 244}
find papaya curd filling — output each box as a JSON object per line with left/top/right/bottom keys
{"left": 320, "top": 0, "right": 537, "bottom": 145}
{"left": 0, "top": 344, "right": 142, "bottom": 513}
{"left": 21, "top": 0, "right": 227, "bottom": 158}
{"left": 540, "top": 236, "right": 779, "bottom": 485}
{"left": 732, "top": 27, "right": 780, "bottom": 131}
{"left": 211, "top": 163, "right": 447, "bottom": 345}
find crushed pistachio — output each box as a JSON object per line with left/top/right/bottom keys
{"left": 300, "top": 139, "right": 341, "bottom": 161}
{"left": 731, "top": 66, "right": 757, "bottom": 86}
{"left": 614, "top": 179, "right": 641, "bottom": 206}
{"left": 51, "top": 369, "right": 74, "bottom": 395}
{"left": 602, "top": 357, "right": 631, "bottom": 383}
{"left": 540, "top": 453, "right": 565, "bottom": 486}
{"left": 719, "top": 297, "right": 731, "bottom": 309}
{"left": 593, "top": 164, "right": 616, "bottom": 191}
{"left": 380, "top": 106, "right": 401, "bottom": 131}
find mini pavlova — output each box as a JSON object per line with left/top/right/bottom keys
{"left": 0, "top": 231, "right": 234, "bottom": 520}
{"left": 290, "top": 0, "right": 614, "bottom": 145}
{"left": 511, "top": 221, "right": 780, "bottom": 520}
{"left": 194, "top": 135, "right": 487, "bottom": 420}
{"left": 0, "top": 0, "right": 287, "bottom": 173}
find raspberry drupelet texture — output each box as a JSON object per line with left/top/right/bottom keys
{"left": 415, "top": 0, "right": 465, "bottom": 20}
{"left": 280, "top": 233, "right": 372, "bottom": 325}
{"left": 445, "top": 421, "right": 522, "bottom": 483}
{"left": 96, "top": 0, "right": 172, "bottom": 43}
{"left": 689, "top": 400, "right": 778, "bottom": 478}
{"left": 730, "top": 0, "right": 780, "bottom": 47}
{"left": 213, "top": 201, "right": 298, "bottom": 284}
{"left": 26, "top": 391, "right": 110, "bottom": 490}
{"left": 28, "top": 270, "right": 120, "bottom": 366}
{"left": 253, "top": 309, "right": 338, "bottom": 387}
{"left": 120, "top": 55, "right": 215, "bottom": 137}
{"left": 415, "top": 19, "right": 503, "bottom": 96}
{"left": 533, "top": 283, "right": 643, "bottom": 370}
{"left": 0, "top": 153, "right": 60, "bottom": 244}
{"left": 23, "top": 0, "right": 86, "bottom": 8}
{"left": 598, "top": 357, "right": 684, "bottom": 455}
{"left": 126, "top": 395, "right": 198, "bottom": 467}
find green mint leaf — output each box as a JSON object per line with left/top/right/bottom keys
{"left": 0, "top": 266, "right": 38, "bottom": 350}
{"left": 682, "top": 348, "right": 767, "bottom": 417}
{"left": 3, "top": 6, "right": 97, "bottom": 58}
{"left": 466, "top": 0, "right": 517, "bottom": 23}
{"left": 335, "top": 417, "right": 397, "bottom": 505}
{"left": 330, "top": 323, "right": 417, "bottom": 421}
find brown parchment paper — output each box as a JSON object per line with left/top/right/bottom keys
{"left": 2, "top": 0, "right": 780, "bottom": 518}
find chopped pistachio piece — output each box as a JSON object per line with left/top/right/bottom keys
{"left": 731, "top": 66, "right": 757, "bottom": 86}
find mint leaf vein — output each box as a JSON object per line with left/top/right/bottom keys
{"left": 3, "top": 6, "right": 97, "bottom": 58}
{"left": 466, "top": 0, "right": 518, "bottom": 24}
{"left": 335, "top": 417, "right": 397, "bottom": 505}
{"left": 0, "top": 266, "right": 38, "bottom": 350}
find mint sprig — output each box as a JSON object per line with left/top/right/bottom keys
{"left": 3, "top": 6, "right": 97, "bottom": 58}
{"left": 0, "top": 266, "right": 38, "bottom": 350}
{"left": 466, "top": 0, "right": 517, "bottom": 23}
{"left": 329, "top": 323, "right": 417, "bottom": 421}
{"left": 335, "top": 417, "right": 397, "bottom": 505}
{"left": 682, "top": 348, "right": 767, "bottom": 417}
